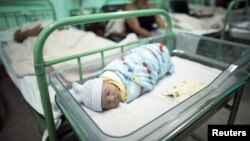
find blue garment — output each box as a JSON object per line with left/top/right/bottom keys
{"left": 102, "top": 43, "right": 174, "bottom": 103}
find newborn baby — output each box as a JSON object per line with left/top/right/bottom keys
{"left": 72, "top": 42, "right": 174, "bottom": 112}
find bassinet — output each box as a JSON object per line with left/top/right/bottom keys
{"left": 35, "top": 9, "right": 250, "bottom": 141}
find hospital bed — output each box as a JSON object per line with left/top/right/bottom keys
{"left": 0, "top": 0, "right": 76, "bottom": 140}
{"left": 0, "top": 0, "right": 137, "bottom": 140}
{"left": 161, "top": 0, "right": 225, "bottom": 37}
{"left": 0, "top": 0, "right": 55, "bottom": 129}
{"left": 33, "top": 8, "right": 250, "bottom": 141}
{"left": 220, "top": 0, "right": 250, "bottom": 43}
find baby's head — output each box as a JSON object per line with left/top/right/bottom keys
{"left": 101, "top": 81, "right": 121, "bottom": 110}
{"left": 72, "top": 78, "right": 121, "bottom": 112}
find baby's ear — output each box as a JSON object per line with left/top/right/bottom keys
{"left": 72, "top": 82, "right": 83, "bottom": 94}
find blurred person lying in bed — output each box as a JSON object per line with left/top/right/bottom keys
{"left": 14, "top": 20, "right": 67, "bottom": 43}
{"left": 14, "top": 24, "right": 44, "bottom": 43}
{"left": 72, "top": 42, "right": 174, "bottom": 112}
{"left": 9, "top": 19, "right": 138, "bottom": 77}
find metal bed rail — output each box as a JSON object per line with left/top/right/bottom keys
{"left": 0, "top": 0, "right": 56, "bottom": 30}
{"left": 220, "top": 0, "right": 249, "bottom": 40}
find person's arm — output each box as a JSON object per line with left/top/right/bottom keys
{"left": 149, "top": 3, "right": 166, "bottom": 29}
{"left": 125, "top": 4, "right": 154, "bottom": 37}
{"left": 14, "top": 24, "right": 42, "bottom": 43}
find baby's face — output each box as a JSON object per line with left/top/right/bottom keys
{"left": 101, "top": 82, "right": 121, "bottom": 110}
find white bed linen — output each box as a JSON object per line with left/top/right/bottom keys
{"left": 230, "top": 21, "right": 250, "bottom": 40}
{"left": 71, "top": 56, "right": 222, "bottom": 137}
{"left": 0, "top": 45, "right": 20, "bottom": 88}
{"left": 6, "top": 29, "right": 138, "bottom": 77}
{"left": 172, "top": 13, "right": 224, "bottom": 35}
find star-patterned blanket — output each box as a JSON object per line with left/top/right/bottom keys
{"left": 102, "top": 42, "right": 174, "bottom": 103}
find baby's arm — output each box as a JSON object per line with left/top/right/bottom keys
{"left": 125, "top": 4, "right": 155, "bottom": 37}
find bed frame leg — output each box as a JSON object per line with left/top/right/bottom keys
{"left": 227, "top": 85, "right": 244, "bottom": 125}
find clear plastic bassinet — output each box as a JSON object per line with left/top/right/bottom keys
{"left": 49, "top": 31, "right": 250, "bottom": 141}
{"left": 31, "top": 7, "right": 250, "bottom": 141}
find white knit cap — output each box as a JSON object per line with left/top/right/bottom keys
{"left": 72, "top": 78, "right": 103, "bottom": 112}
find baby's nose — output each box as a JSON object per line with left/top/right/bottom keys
{"left": 109, "top": 95, "right": 115, "bottom": 101}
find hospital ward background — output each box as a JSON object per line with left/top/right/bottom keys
{"left": 0, "top": 0, "right": 250, "bottom": 141}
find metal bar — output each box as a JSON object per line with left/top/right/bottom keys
{"left": 3, "top": 13, "right": 9, "bottom": 28}
{"left": 36, "top": 71, "right": 58, "bottom": 141}
{"left": 227, "top": 85, "right": 244, "bottom": 125}
{"left": 42, "top": 11, "right": 46, "bottom": 19}
{"left": 220, "top": 0, "right": 248, "bottom": 40}
{"left": 190, "top": 133, "right": 207, "bottom": 141}
{"left": 101, "top": 51, "right": 104, "bottom": 68}
{"left": 44, "top": 34, "right": 169, "bottom": 67}
{"left": 121, "top": 46, "right": 124, "bottom": 54}
{"left": 14, "top": 13, "right": 19, "bottom": 26}
{"left": 77, "top": 57, "right": 83, "bottom": 81}
{"left": 32, "top": 11, "right": 37, "bottom": 20}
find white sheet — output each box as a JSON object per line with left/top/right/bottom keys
{"left": 72, "top": 56, "right": 222, "bottom": 137}
{"left": 0, "top": 44, "right": 21, "bottom": 88}
{"left": 230, "top": 21, "right": 250, "bottom": 41}
{"left": 172, "top": 13, "right": 224, "bottom": 35}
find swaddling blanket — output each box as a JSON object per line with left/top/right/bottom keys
{"left": 102, "top": 43, "right": 174, "bottom": 103}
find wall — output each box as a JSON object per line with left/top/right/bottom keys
{"left": 51, "top": 0, "right": 165, "bottom": 18}
{"left": 49, "top": 0, "right": 72, "bottom": 18}
{"left": 50, "top": 0, "right": 109, "bottom": 18}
